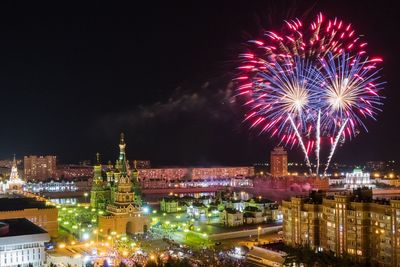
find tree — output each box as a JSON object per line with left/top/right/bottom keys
{"left": 283, "top": 245, "right": 299, "bottom": 266}
{"left": 283, "top": 244, "right": 367, "bottom": 267}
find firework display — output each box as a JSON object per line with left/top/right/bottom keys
{"left": 236, "top": 13, "right": 384, "bottom": 175}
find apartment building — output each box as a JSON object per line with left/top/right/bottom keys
{"left": 282, "top": 188, "right": 400, "bottom": 266}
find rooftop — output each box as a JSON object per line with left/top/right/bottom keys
{"left": 0, "top": 196, "right": 49, "bottom": 211}
{"left": 192, "top": 202, "right": 206, "bottom": 208}
{"left": 243, "top": 212, "right": 257, "bottom": 218}
{"left": 161, "top": 196, "right": 179, "bottom": 201}
{"left": 244, "top": 206, "right": 262, "bottom": 212}
{"left": 0, "top": 218, "right": 47, "bottom": 237}
{"left": 372, "top": 198, "right": 391, "bottom": 205}
{"left": 224, "top": 207, "right": 240, "bottom": 214}
{"left": 250, "top": 198, "right": 275, "bottom": 204}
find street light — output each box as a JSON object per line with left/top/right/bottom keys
{"left": 257, "top": 226, "right": 262, "bottom": 244}
{"left": 84, "top": 192, "right": 88, "bottom": 203}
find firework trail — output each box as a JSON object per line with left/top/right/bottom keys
{"left": 324, "top": 119, "right": 348, "bottom": 176}
{"left": 315, "top": 109, "right": 321, "bottom": 175}
{"left": 288, "top": 114, "right": 312, "bottom": 174}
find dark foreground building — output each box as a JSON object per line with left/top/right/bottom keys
{"left": 0, "top": 218, "right": 50, "bottom": 267}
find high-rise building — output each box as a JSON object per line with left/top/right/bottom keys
{"left": 24, "top": 155, "right": 56, "bottom": 181}
{"left": 282, "top": 188, "right": 400, "bottom": 266}
{"left": 133, "top": 160, "right": 151, "bottom": 169}
{"left": 270, "top": 147, "right": 288, "bottom": 177}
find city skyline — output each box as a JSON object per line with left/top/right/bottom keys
{"left": 1, "top": 1, "right": 399, "bottom": 266}
{"left": 0, "top": 1, "right": 398, "bottom": 166}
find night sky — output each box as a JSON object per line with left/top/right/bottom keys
{"left": 0, "top": 1, "right": 398, "bottom": 166}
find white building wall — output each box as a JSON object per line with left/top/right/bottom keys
{"left": 0, "top": 242, "right": 46, "bottom": 267}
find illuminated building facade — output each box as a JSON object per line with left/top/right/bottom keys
{"left": 282, "top": 188, "right": 400, "bottom": 266}
{"left": 94, "top": 134, "right": 149, "bottom": 234}
{"left": 24, "top": 180, "right": 79, "bottom": 193}
{"left": 186, "top": 202, "right": 207, "bottom": 219}
{"left": 345, "top": 168, "right": 373, "bottom": 189}
{"left": 90, "top": 153, "right": 111, "bottom": 210}
{"left": 0, "top": 218, "right": 50, "bottom": 267}
{"left": 0, "top": 198, "right": 58, "bottom": 237}
{"left": 191, "top": 167, "right": 254, "bottom": 179}
{"left": 376, "top": 178, "right": 400, "bottom": 187}
{"left": 0, "top": 156, "right": 25, "bottom": 193}
{"left": 329, "top": 176, "right": 346, "bottom": 186}
{"left": 230, "top": 177, "right": 253, "bottom": 187}
{"left": 160, "top": 196, "right": 214, "bottom": 213}
{"left": 160, "top": 197, "right": 185, "bottom": 213}
{"left": 270, "top": 147, "right": 288, "bottom": 177}
{"left": 56, "top": 164, "right": 92, "bottom": 179}
{"left": 24, "top": 155, "right": 57, "bottom": 181}
{"left": 138, "top": 166, "right": 254, "bottom": 189}
{"left": 220, "top": 208, "right": 243, "bottom": 227}
{"left": 138, "top": 168, "right": 188, "bottom": 184}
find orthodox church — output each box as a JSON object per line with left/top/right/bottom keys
{"left": 0, "top": 155, "right": 25, "bottom": 193}
{"left": 91, "top": 134, "right": 149, "bottom": 234}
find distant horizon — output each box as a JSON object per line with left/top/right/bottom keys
{"left": 0, "top": 155, "right": 397, "bottom": 168}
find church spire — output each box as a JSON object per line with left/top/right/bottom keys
{"left": 92, "top": 152, "right": 103, "bottom": 186}
{"left": 119, "top": 133, "right": 126, "bottom": 154}
{"left": 96, "top": 152, "right": 101, "bottom": 165}
{"left": 9, "top": 154, "right": 22, "bottom": 184}
{"left": 131, "top": 159, "right": 142, "bottom": 207}
{"left": 118, "top": 133, "right": 128, "bottom": 176}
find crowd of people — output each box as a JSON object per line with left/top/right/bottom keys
{"left": 93, "top": 233, "right": 249, "bottom": 267}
